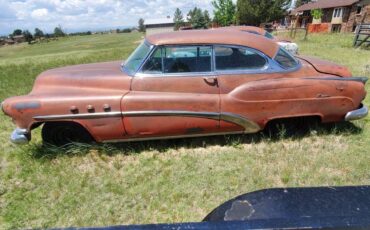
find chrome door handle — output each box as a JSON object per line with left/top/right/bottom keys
{"left": 203, "top": 77, "right": 218, "bottom": 87}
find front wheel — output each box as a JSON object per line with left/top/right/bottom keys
{"left": 41, "top": 122, "right": 94, "bottom": 146}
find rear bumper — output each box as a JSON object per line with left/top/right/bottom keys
{"left": 345, "top": 104, "right": 368, "bottom": 121}
{"left": 10, "top": 128, "right": 30, "bottom": 144}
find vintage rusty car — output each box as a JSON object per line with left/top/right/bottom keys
{"left": 1, "top": 30, "right": 368, "bottom": 146}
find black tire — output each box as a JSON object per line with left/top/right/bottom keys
{"left": 42, "top": 122, "right": 94, "bottom": 146}
{"left": 264, "top": 116, "right": 321, "bottom": 137}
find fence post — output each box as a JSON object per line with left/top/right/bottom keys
{"left": 293, "top": 26, "right": 297, "bottom": 38}
{"left": 353, "top": 24, "right": 360, "bottom": 47}
{"left": 303, "top": 26, "right": 308, "bottom": 40}
{"left": 290, "top": 26, "right": 294, "bottom": 38}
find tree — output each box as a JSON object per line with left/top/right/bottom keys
{"left": 122, "top": 28, "right": 132, "bottom": 33}
{"left": 22, "top": 30, "right": 33, "bottom": 44}
{"left": 173, "top": 8, "right": 185, "bottom": 31}
{"left": 212, "top": 0, "right": 236, "bottom": 26}
{"left": 236, "top": 0, "right": 289, "bottom": 26}
{"left": 187, "top": 7, "right": 208, "bottom": 29}
{"left": 12, "top": 29, "right": 22, "bottom": 36}
{"left": 34, "top": 28, "right": 44, "bottom": 38}
{"left": 54, "top": 25, "right": 65, "bottom": 37}
{"left": 295, "top": 0, "right": 311, "bottom": 8}
{"left": 138, "top": 18, "right": 145, "bottom": 32}
{"left": 204, "top": 10, "right": 212, "bottom": 28}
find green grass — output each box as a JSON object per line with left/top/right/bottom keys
{"left": 0, "top": 32, "right": 370, "bottom": 229}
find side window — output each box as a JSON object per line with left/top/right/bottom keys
{"left": 215, "top": 46, "right": 267, "bottom": 71}
{"left": 163, "top": 46, "right": 212, "bottom": 73}
{"left": 141, "top": 48, "right": 162, "bottom": 74}
{"left": 274, "top": 48, "right": 298, "bottom": 69}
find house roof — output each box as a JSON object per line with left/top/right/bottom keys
{"left": 13, "top": 35, "right": 25, "bottom": 39}
{"left": 292, "top": 0, "right": 359, "bottom": 14}
{"left": 145, "top": 17, "right": 174, "bottom": 26}
{"left": 146, "top": 29, "right": 279, "bottom": 58}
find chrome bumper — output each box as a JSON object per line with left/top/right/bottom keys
{"left": 345, "top": 104, "right": 368, "bottom": 121}
{"left": 10, "top": 128, "right": 30, "bottom": 144}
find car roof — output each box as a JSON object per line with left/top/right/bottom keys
{"left": 146, "top": 29, "right": 280, "bottom": 58}
{"left": 218, "top": 26, "right": 267, "bottom": 35}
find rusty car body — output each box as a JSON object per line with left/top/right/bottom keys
{"left": 1, "top": 29, "right": 368, "bottom": 146}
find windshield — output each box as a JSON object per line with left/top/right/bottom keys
{"left": 124, "top": 42, "right": 151, "bottom": 75}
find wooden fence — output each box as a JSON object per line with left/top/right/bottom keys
{"left": 353, "top": 23, "right": 370, "bottom": 47}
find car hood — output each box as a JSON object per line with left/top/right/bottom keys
{"left": 30, "top": 61, "right": 131, "bottom": 95}
{"left": 297, "top": 55, "right": 352, "bottom": 77}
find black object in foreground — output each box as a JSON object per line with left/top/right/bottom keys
{"left": 62, "top": 186, "right": 370, "bottom": 230}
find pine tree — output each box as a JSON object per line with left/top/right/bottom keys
{"left": 22, "top": 30, "right": 33, "bottom": 44}
{"left": 212, "top": 0, "right": 236, "bottom": 26}
{"left": 174, "top": 8, "right": 185, "bottom": 31}
{"left": 187, "top": 7, "right": 208, "bottom": 29}
{"left": 204, "top": 10, "right": 212, "bottom": 28}
{"left": 12, "top": 29, "right": 22, "bottom": 36}
{"left": 54, "top": 26, "right": 65, "bottom": 37}
{"left": 296, "top": 0, "right": 311, "bottom": 8}
{"left": 138, "top": 18, "right": 145, "bottom": 32}
{"left": 34, "top": 28, "right": 44, "bottom": 38}
{"left": 236, "top": 0, "right": 288, "bottom": 26}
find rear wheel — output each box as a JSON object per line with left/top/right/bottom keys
{"left": 42, "top": 122, "right": 94, "bottom": 146}
{"left": 264, "top": 116, "right": 321, "bottom": 137}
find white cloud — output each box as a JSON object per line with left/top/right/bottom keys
{"left": 31, "top": 8, "right": 49, "bottom": 19}
{"left": 0, "top": 0, "right": 219, "bottom": 35}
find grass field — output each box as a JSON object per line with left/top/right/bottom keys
{"left": 0, "top": 32, "right": 369, "bottom": 229}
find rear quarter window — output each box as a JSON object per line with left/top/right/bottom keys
{"left": 274, "top": 48, "right": 299, "bottom": 69}
{"left": 215, "top": 46, "right": 267, "bottom": 71}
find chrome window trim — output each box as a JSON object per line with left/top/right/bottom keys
{"left": 272, "top": 47, "right": 301, "bottom": 70}
{"left": 137, "top": 44, "right": 214, "bottom": 77}
{"left": 135, "top": 71, "right": 215, "bottom": 78}
{"left": 213, "top": 45, "right": 269, "bottom": 71}
{"left": 134, "top": 43, "right": 302, "bottom": 78}
{"left": 121, "top": 40, "right": 155, "bottom": 76}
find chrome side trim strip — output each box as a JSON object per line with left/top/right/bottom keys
{"left": 33, "top": 110, "right": 260, "bottom": 132}
{"left": 33, "top": 112, "right": 122, "bottom": 121}
{"left": 304, "top": 77, "right": 368, "bottom": 84}
{"left": 221, "top": 113, "right": 260, "bottom": 133}
{"left": 104, "top": 131, "right": 246, "bottom": 143}
{"left": 345, "top": 104, "right": 368, "bottom": 121}
{"left": 121, "top": 110, "right": 220, "bottom": 119}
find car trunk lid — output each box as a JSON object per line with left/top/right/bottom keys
{"left": 297, "top": 55, "right": 352, "bottom": 78}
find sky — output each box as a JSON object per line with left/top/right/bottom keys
{"left": 0, "top": 0, "right": 216, "bottom": 35}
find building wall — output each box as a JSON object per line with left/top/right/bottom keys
{"left": 145, "top": 26, "right": 174, "bottom": 36}
{"left": 290, "top": 1, "right": 370, "bottom": 33}
{"left": 343, "top": 0, "right": 370, "bottom": 32}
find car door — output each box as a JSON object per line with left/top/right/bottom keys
{"left": 121, "top": 45, "right": 221, "bottom": 139}
{"left": 214, "top": 45, "right": 272, "bottom": 133}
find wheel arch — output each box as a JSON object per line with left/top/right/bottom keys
{"left": 40, "top": 120, "right": 96, "bottom": 142}
{"left": 262, "top": 114, "right": 323, "bottom": 129}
